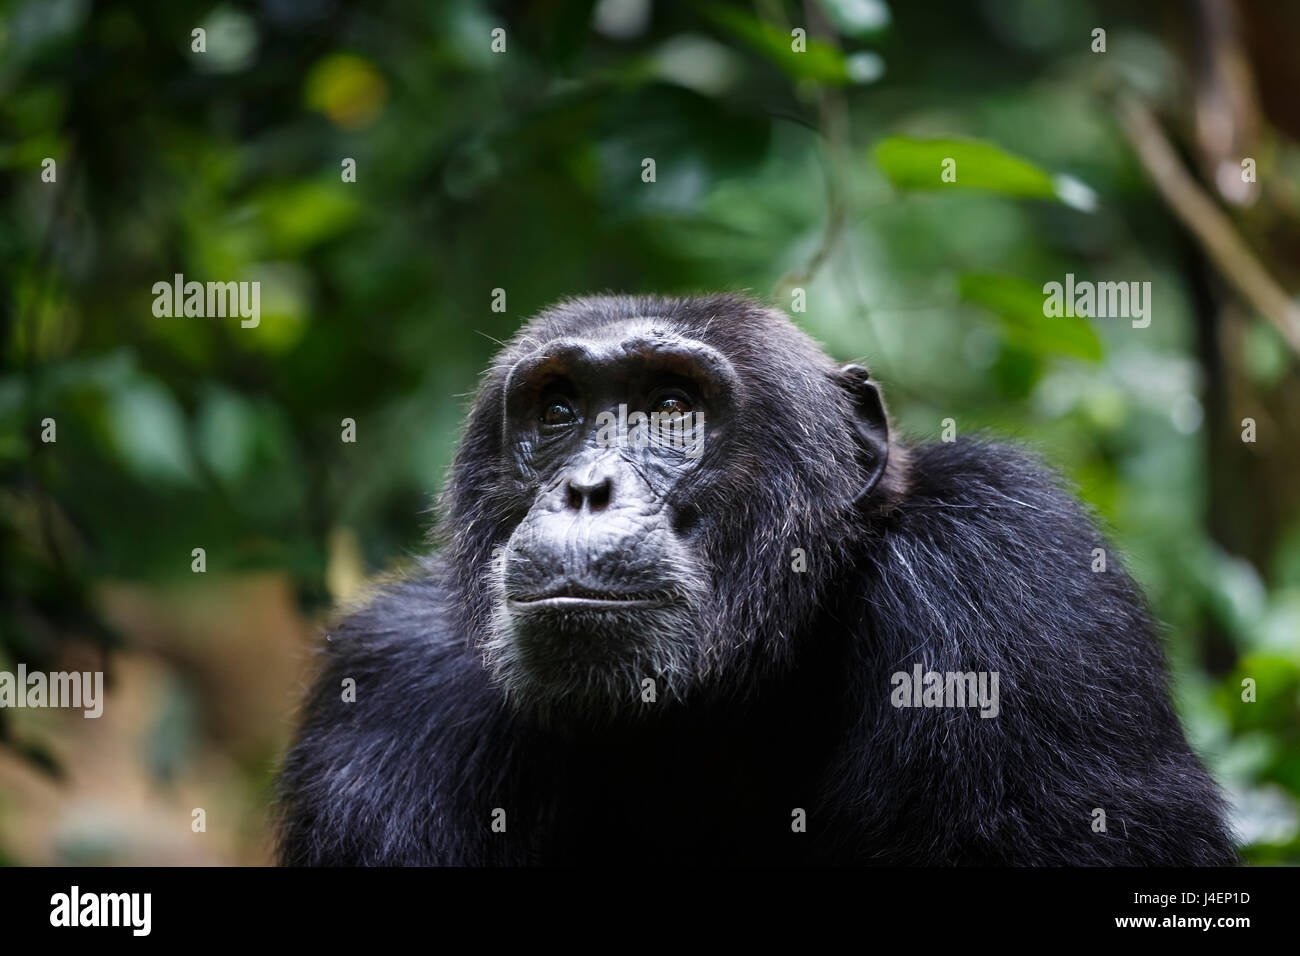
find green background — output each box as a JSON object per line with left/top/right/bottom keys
{"left": 2, "top": 0, "right": 1298, "bottom": 864}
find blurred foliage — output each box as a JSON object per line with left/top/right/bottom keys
{"left": 1, "top": 0, "right": 1298, "bottom": 863}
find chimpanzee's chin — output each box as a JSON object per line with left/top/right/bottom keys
{"left": 485, "top": 601, "right": 700, "bottom": 719}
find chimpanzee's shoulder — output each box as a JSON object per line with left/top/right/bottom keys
{"left": 276, "top": 559, "right": 511, "bottom": 864}
{"left": 893, "top": 436, "right": 1099, "bottom": 540}
{"left": 905, "top": 436, "right": 1073, "bottom": 499}
{"left": 316, "top": 557, "right": 492, "bottom": 706}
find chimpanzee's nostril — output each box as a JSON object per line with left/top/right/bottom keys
{"left": 565, "top": 471, "right": 614, "bottom": 512}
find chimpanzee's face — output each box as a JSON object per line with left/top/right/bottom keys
{"left": 483, "top": 320, "right": 738, "bottom": 717}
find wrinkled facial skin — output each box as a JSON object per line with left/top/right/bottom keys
{"left": 481, "top": 324, "right": 738, "bottom": 719}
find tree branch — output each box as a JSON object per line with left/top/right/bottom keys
{"left": 1117, "top": 95, "right": 1300, "bottom": 356}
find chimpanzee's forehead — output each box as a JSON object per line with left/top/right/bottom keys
{"left": 504, "top": 313, "right": 741, "bottom": 402}
{"left": 528, "top": 316, "right": 700, "bottom": 355}
{"left": 527, "top": 294, "right": 758, "bottom": 342}
{"left": 582, "top": 316, "right": 687, "bottom": 343}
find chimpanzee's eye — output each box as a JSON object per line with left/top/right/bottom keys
{"left": 650, "top": 390, "right": 692, "bottom": 417}
{"left": 541, "top": 398, "right": 577, "bottom": 427}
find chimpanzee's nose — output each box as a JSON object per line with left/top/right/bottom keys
{"left": 565, "top": 463, "right": 614, "bottom": 512}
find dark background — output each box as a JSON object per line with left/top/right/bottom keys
{"left": 2, "top": 0, "right": 1298, "bottom": 864}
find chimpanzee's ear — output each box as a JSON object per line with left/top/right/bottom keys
{"left": 835, "top": 363, "right": 890, "bottom": 502}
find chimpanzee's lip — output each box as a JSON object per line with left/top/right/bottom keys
{"left": 511, "top": 596, "right": 664, "bottom": 610}
{"left": 508, "top": 584, "right": 669, "bottom": 610}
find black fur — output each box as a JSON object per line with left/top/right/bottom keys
{"left": 277, "top": 295, "right": 1237, "bottom": 865}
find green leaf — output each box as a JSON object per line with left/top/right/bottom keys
{"left": 106, "top": 379, "right": 199, "bottom": 485}
{"left": 258, "top": 180, "right": 362, "bottom": 254}
{"left": 703, "top": 5, "right": 854, "bottom": 85}
{"left": 959, "top": 273, "right": 1103, "bottom": 362}
{"left": 874, "top": 137, "right": 1092, "bottom": 207}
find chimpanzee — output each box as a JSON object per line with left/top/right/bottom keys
{"left": 277, "top": 294, "right": 1237, "bottom": 865}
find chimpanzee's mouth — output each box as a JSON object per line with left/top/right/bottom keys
{"left": 508, "top": 582, "right": 670, "bottom": 610}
